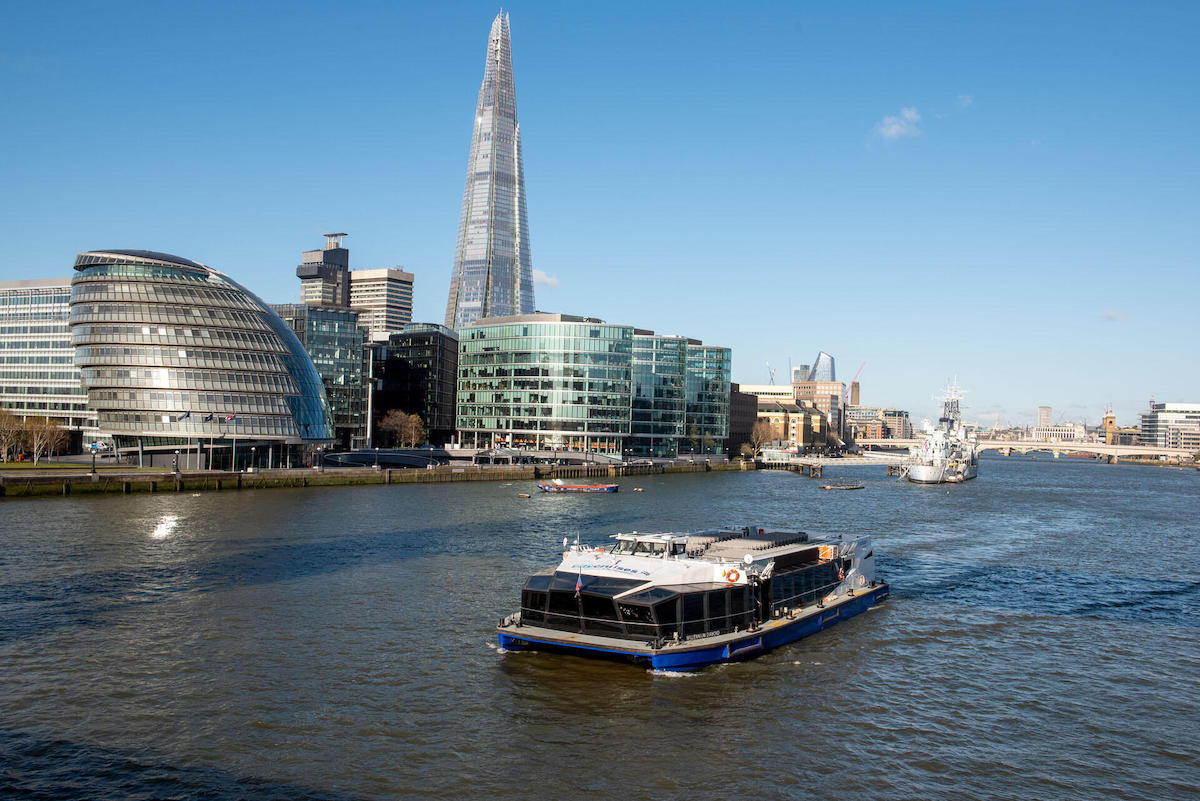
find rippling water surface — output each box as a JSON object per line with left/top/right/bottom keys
{"left": 1, "top": 457, "right": 1197, "bottom": 800}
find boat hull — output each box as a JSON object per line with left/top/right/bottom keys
{"left": 907, "top": 463, "right": 978, "bottom": 484}
{"left": 497, "top": 583, "right": 889, "bottom": 671}
{"left": 536, "top": 483, "right": 619, "bottom": 493}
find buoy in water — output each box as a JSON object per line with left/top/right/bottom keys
{"left": 632, "top": 487, "right": 645, "bottom": 492}
{"left": 517, "top": 493, "right": 531, "bottom": 498}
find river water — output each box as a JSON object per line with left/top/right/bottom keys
{"left": 1, "top": 457, "right": 1197, "bottom": 800}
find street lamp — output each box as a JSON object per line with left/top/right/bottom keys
{"left": 374, "top": 446, "right": 379, "bottom": 468}
{"left": 251, "top": 446, "right": 256, "bottom": 471}
{"left": 173, "top": 449, "right": 179, "bottom": 474}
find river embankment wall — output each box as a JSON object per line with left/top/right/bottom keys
{"left": 0, "top": 461, "right": 756, "bottom": 499}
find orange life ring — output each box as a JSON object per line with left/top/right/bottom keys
{"left": 724, "top": 568, "right": 740, "bottom": 583}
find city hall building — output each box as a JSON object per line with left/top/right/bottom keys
{"left": 70, "top": 250, "right": 333, "bottom": 467}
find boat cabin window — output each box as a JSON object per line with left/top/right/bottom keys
{"left": 611, "top": 539, "right": 672, "bottom": 557}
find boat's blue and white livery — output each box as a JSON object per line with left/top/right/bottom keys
{"left": 497, "top": 526, "right": 888, "bottom": 671}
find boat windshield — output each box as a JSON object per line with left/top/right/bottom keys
{"left": 610, "top": 539, "right": 676, "bottom": 558}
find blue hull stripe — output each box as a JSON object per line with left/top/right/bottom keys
{"left": 498, "top": 584, "right": 889, "bottom": 671}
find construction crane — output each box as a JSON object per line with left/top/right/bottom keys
{"left": 843, "top": 362, "right": 866, "bottom": 408}
{"left": 766, "top": 361, "right": 776, "bottom": 385}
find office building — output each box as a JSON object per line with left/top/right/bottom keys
{"left": 1139, "top": 401, "right": 1200, "bottom": 449}
{"left": 350, "top": 267, "right": 414, "bottom": 341}
{"left": 629, "top": 333, "right": 687, "bottom": 458}
{"left": 792, "top": 379, "right": 844, "bottom": 433}
{"left": 882, "top": 408, "right": 913, "bottom": 439}
{"left": 297, "top": 234, "right": 350, "bottom": 307}
{"left": 850, "top": 381, "right": 860, "bottom": 406}
{"left": 444, "top": 13, "right": 535, "bottom": 329}
{"left": 845, "top": 404, "right": 885, "bottom": 440}
{"left": 756, "top": 400, "right": 829, "bottom": 449}
{"left": 735, "top": 384, "right": 796, "bottom": 403}
{"left": 682, "top": 344, "right": 732, "bottom": 455}
{"left": 370, "top": 323, "right": 459, "bottom": 445}
{"left": 273, "top": 304, "right": 365, "bottom": 450}
{"left": 726, "top": 383, "right": 759, "bottom": 456}
{"left": 70, "top": 250, "right": 332, "bottom": 467}
{"left": 0, "top": 278, "right": 96, "bottom": 450}
{"left": 1032, "top": 422, "right": 1086, "bottom": 442}
{"left": 456, "top": 314, "right": 632, "bottom": 452}
{"left": 455, "top": 313, "right": 729, "bottom": 457}
{"left": 1038, "top": 406, "right": 1052, "bottom": 427}
{"left": 807, "top": 351, "right": 836, "bottom": 382}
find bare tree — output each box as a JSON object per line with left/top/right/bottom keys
{"left": 749, "top": 420, "right": 774, "bottom": 459}
{"left": 0, "top": 408, "right": 21, "bottom": 462}
{"left": 379, "top": 411, "right": 426, "bottom": 448}
{"left": 401, "top": 413, "right": 426, "bottom": 448}
{"left": 25, "top": 417, "right": 66, "bottom": 465}
{"left": 379, "top": 409, "right": 407, "bottom": 447}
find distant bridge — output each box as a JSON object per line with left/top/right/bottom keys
{"left": 856, "top": 438, "right": 1195, "bottom": 461}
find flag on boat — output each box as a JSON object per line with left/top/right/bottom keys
{"left": 203, "top": 413, "right": 214, "bottom": 422}
{"left": 224, "top": 414, "right": 236, "bottom": 421}
{"left": 177, "top": 411, "right": 191, "bottom": 421}
{"left": 574, "top": 570, "right": 582, "bottom": 599}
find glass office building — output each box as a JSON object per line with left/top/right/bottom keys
{"left": 70, "top": 250, "right": 332, "bottom": 466}
{"left": 456, "top": 314, "right": 633, "bottom": 453}
{"left": 0, "top": 278, "right": 96, "bottom": 448}
{"left": 272, "top": 304, "right": 365, "bottom": 450}
{"left": 629, "top": 334, "right": 687, "bottom": 458}
{"left": 681, "top": 345, "right": 732, "bottom": 455}
{"left": 371, "top": 323, "right": 459, "bottom": 445}
{"left": 444, "top": 13, "right": 536, "bottom": 329}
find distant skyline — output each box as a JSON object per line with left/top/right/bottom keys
{"left": 2, "top": 1, "right": 1196, "bottom": 424}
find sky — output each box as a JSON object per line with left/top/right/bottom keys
{"left": 2, "top": 0, "right": 1196, "bottom": 425}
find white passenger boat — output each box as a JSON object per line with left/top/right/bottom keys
{"left": 496, "top": 526, "right": 888, "bottom": 671}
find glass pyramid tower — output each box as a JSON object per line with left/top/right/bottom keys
{"left": 444, "top": 12, "right": 535, "bottom": 330}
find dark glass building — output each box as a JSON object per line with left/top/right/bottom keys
{"left": 370, "top": 323, "right": 459, "bottom": 445}
{"left": 70, "top": 250, "right": 332, "bottom": 467}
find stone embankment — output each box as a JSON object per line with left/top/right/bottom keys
{"left": 0, "top": 460, "right": 755, "bottom": 499}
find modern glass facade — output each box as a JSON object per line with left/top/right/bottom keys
{"left": 371, "top": 323, "right": 459, "bottom": 445}
{"left": 272, "top": 304, "right": 365, "bottom": 450}
{"left": 444, "top": 13, "right": 535, "bottom": 329}
{"left": 682, "top": 345, "right": 732, "bottom": 454}
{"left": 70, "top": 250, "right": 332, "bottom": 458}
{"left": 629, "top": 334, "right": 687, "bottom": 458}
{"left": 456, "top": 314, "right": 632, "bottom": 452}
{"left": 0, "top": 279, "right": 96, "bottom": 443}
{"left": 807, "top": 351, "right": 836, "bottom": 382}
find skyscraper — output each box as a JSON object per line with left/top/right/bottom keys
{"left": 808, "top": 351, "right": 836, "bottom": 382}
{"left": 444, "top": 12, "right": 535, "bottom": 329}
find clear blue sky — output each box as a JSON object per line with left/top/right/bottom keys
{"left": 3, "top": 0, "right": 1196, "bottom": 424}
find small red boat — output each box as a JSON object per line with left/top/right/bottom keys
{"left": 536, "top": 480, "right": 619, "bottom": 493}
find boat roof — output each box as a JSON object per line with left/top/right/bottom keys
{"left": 611, "top": 526, "right": 829, "bottom": 559}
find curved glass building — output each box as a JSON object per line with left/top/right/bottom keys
{"left": 456, "top": 314, "right": 633, "bottom": 453}
{"left": 70, "top": 250, "right": 332, "bottom": 465}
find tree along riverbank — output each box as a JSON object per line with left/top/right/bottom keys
{"left": 0, "top": 460, "right": 755, "bottom": 499}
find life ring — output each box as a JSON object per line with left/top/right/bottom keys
{"left": 724, "top": 568, "right": 740, "bottom": 583}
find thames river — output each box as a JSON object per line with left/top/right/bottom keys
{"left": 1, "top": 457, "right": 1197, "bottom": 800}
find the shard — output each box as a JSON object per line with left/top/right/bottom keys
{"left": 444, "top": 12, "right": 535, "bottom": 329}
